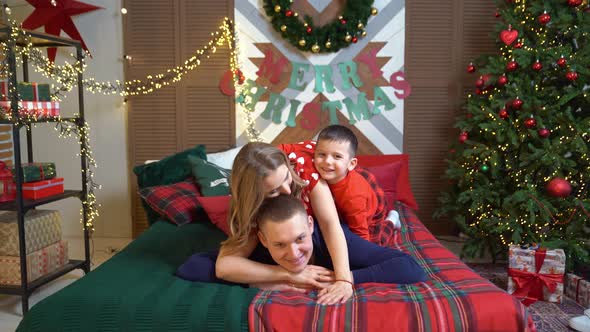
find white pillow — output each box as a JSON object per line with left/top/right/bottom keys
{"left": 206, "top": 146, "right": 242, "bottom": 169}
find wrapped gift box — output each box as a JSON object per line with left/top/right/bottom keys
{"left": 0, "top": 240, "right": 68, "bottom": 285}
{"left": 12, "top": 162, "right": 57, "bottom": 183}
{"left": 0, "top": 101, "right": 60, "bottom": 118}
{"left": 565, "top": 273, "right": 590, "bottom": 307}
{"left": 0, "top": 210, "right": 62, "bottom": 256}
{"left": 507, "top": 245, "right": 565, "bottom": 304}
{"left": 22, "top": 178, "right": 64, "bottom": 200}
{"left": 0, "top": 82, "right": 51, "bottom": 102}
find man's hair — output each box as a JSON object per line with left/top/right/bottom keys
{"left": 256, "top": 194, "right": 307, "bottom": 228}
{"left": 317, "top": 125, "right": 358, "bottom": 157}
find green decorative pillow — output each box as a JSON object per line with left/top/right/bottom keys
{"left": 133, "top": 145, "right": 207, "bottom": 224}
{"left": 188, "top": 155, "right": 231, "bottom": 196}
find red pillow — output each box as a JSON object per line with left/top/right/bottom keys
{"left": 196, "top": 195, "right": 231, "bottom": 235}
{"left": 357, "top": 154, "right": 419, "bottom": 211}
{"left": 138, "top": 180, "right": 201, "bottom": 225}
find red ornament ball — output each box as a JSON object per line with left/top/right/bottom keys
{"left": 495, "top": 11, "right": 501, "bottom": 18}
{"left": 524, "top": 117, "right": 537, "bottom": 128}
{"left": 514, "top": 42, "right": 523, "bottom": 49}
{"left": 458, "top": 132, "right": 469, "bottom": 143}
{"left": 467, "top": 63, "right": 476, "bottom": 73}
{"left": 306, "top": 26, "right": 312, "bottom": 34}
{"left": 475, "top": 78, "right": 485, "bottom": 87}
{"left": 512, "top": 98, "right": 524, "bottom": 110}
{"left": 285, "top": 10, "right": 294, "bottom": 17}
{"left": 538, "top": 128, "right": 550, "bottom": 138}
{"left": 340, "top": 19, "right": 347, "bottom": 25}
{"left": 475, "top": 88, "right": 483, "bottom": 95}
{"left": 546, "top": 178, "right": 572, "bottom": 198}
{"left": 351, "top": 36, "right": 358, "bottom": 43}
{"left": 568, "top": 0, "right": 583, "bottom": 7}
{"left": 532, "top": 61, "right": 543, "bottom": 71}
{"left": 497, "top": 75, "right": 508, "bottom": 86}
{"left": 506, "top": 60, "right": 519, "bottom": 71}
{"left": 557, "top": 57, "right": 567, "bottom": 67}
{"left": 566, "top": 71, "right": 578, "bottom": 81}
{"left": 499, "top": 108, "right": 509, "bottom": 119}
{"left": 538, "top": 13, "right": 551, "bottom": 24}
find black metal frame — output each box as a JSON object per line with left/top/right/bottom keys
{"left": 0, "top": 25, "right": 91, "bottom": 315}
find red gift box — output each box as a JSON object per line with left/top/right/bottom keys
{"left": 22, "top": 178, "right": 64, "bottom": 200}
{"left": 0, "top": 101, "right": 60, "bottom": 118}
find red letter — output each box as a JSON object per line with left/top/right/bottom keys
{"left": 357, "top": 48, "right": 382, "bottom": 79}
{"left": 219, "top": 70, "right": 235, "bottom": 96}
{"left": 256, "top": 49, "right": 289, "bottom": 84}
{"left": 389, "top": 71, "right": 412, "bottom": 99}
{"left": 299, "top": 102, "right": 320, "bottom": 130}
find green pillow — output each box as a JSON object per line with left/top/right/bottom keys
{"left": 188, "top": 155, "right": 231, "bottom": 196}
{"left": 133, "top": 145, "right": 207, "bottom": 225}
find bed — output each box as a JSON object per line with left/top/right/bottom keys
{"left": 16, "top": 145, "right": 535, "bottom": 331}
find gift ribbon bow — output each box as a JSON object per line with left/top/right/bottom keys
{"left": 508, "top": 248, "right": 563, "bottom": 306}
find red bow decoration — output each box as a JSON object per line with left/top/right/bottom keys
{"left": 508, "top": 248, "right": 563, "bottom": 306}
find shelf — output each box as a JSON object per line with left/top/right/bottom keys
{"left": 0, "top": 190, "right": 82, "bottom": 211}
{"left": 0, "top": 25, "right": 81, "bottom": 48}
{"left": 0, "top": 117, "right": 80, "bottom": 125}
{"left": 0, "top": 260, "right": 87, "bottom": 295}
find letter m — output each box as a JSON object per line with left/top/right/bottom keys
{"left": 256, "top": 49, "right": 289, "bottom": 84}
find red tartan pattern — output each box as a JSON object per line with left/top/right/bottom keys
{"left": 138, "top": 180, "right": 201, "bottom": 226}
{"left": 355, "top": 166, "right": 389, "bottom": 245}
{"left": 249, "top": 202, "right": 536, "bottom": 332}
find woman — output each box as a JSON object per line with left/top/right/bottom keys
{"left": 215, "top": 142, "right": 353, "bottom": 305}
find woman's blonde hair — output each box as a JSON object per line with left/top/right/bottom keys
{"left": 222, "top": 142, "right": 306, "bottom": 251}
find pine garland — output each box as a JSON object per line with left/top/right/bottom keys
{"left": 262, "top": 0, "right": 377, "bottom": 53}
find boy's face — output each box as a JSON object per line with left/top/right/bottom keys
{"left": 257, "top": 213, "right": 314, "bottom": 274}
{"left": 314, "top": 139, "right": 357, "bottom": 184}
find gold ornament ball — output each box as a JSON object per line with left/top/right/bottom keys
{"left": 311, "top": 44, "right": 320, "bottom": 53}
{"left": 357, "top": 22, "right": 364, "bottom": 29}
{"left": 294, "top": 12, "right": 298, "bottom": 17}
{"left": 325, "top": 40, "right": 332, "bottom": 48}
{"left": 371, "top": 7, "right": 378, "bottom": 16}
{"left": 274, "top": 5, "right": 281, "bottom": 13}
{"left": 298, "top": 39, "right": 306, "bottom": 47}
{"left": 280, "top": 25, "right": 287, "bottom": 32}
{"left": 361, "top": 30, "right": 367, "bottom": 37}
{"left": 304, "top": 22, "right": 308, "bottom": 27}
{"left": 344, "top": 34, "right": 352, "bottom": 42}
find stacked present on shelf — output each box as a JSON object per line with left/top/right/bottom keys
{"left": 507, "top": 244, "right": 565, "bottom": 306}
{"left": 0, "top": 210, "right": 68, "bottom": 285}
{"left": 0, "top": 81, "right": 60, "bottom": 119}
{"left": 12, "top": 162, "right": 64, "bottom": 200}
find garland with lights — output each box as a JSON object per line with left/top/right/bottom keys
{"left": 262, "top": 0, "right": 378, "bottom": 53}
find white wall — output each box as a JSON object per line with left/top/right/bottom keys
{"left": 13, "top": 0, "right": 131, "bottom": 238}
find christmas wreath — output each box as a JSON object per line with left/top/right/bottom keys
{"left": 262, "top": 0, "right": 377, "bottom": 53}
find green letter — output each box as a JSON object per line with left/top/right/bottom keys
{"left": 261, "top": 92, "right": 287, "bottom": 124}
{"left": 242, "top": 79, "right": 267, "bottom": 111}
{"left": 372, "top": 86, "right": 395, "bottom": 115}
{"left": 288, "top": 62, "right": 310, "bottom": 91}
{"left": 338, "top": 61, "right": 363, "bottom": 90}
{"left": 286, "top": 99, "right": 301, "bottom": 127}
{"left": 322, "top": 100, "right": 342, "bottom": 125}
{"left": 342, "top": 93, "right": 371, "bottom": 125}
{"left": 314, "top": 65, "right": 335, "bottom": 93}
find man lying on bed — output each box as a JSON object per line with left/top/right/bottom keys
{"left": 176, "top": 194, "right": 427, "bottom": 294}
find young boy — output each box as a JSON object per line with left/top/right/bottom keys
{"left": 176, "top": 195, "right": 427, "bottom": 289}
{"left": 313, "top": 125, "right": 388, "bottom": 241}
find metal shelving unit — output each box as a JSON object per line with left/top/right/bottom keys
{"left": 0, "top": 24, "right": 91, "bottom": 314}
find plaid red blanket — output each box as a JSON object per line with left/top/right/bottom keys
{"left": 249, "top": 203, "right": 536, "bottom": 332}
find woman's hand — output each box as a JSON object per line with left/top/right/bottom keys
{"left": 288, "top": 265, "right": 335, "bottom": 289}
{"left": 317, "top": 280, "right": 353, "bottom": 305}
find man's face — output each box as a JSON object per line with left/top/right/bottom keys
{"left": 314, "top": 139, "right": 357, "bottom": 184}
{"left": 257, "top": 213, "right": 314, "bottom": 274}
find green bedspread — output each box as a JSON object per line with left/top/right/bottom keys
{"left": 17, "top": 221, "right": 258, "bottom": 332}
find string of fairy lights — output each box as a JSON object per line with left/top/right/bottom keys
{"left": 461, "top": 0, "right": 589, "bottom": 246}
{"left": 0, "top": 13, "right": 264, "bottom": 230}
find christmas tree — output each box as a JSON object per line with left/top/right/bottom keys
{"left": 436, "top": 0, "right": 590, "bottom": 271}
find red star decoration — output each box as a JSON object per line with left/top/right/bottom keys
{"left": 22, "top": 0, "right": 102, "bottom": 62}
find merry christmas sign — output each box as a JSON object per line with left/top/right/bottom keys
{"left": 234, "top": 0, "right": 407, "bottom": 153}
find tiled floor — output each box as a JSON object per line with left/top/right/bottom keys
{"left": 0, "top": 237, "right": 132, "bottom": 332}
